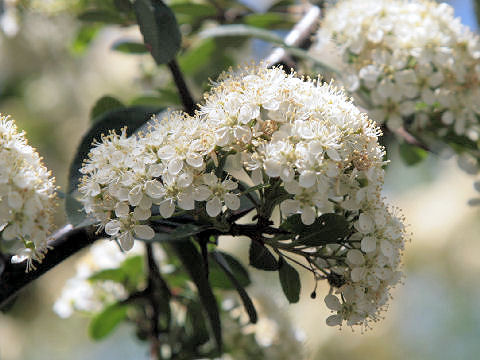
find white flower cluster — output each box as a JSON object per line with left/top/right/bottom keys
{"left": 0, "top": 115, "right": 57, "bottom": 270}
{"left": 79, "top": 115, "right": 241, "bottom": 251}
{"left": 317, "top": 0, "right": 480, "bottom": 139}
{"left": 322, "top": 202, "right": 406, "bottom": 328}
{"left": 79, "top": 65, "right": 407, "bottom": 327}
{"left": 53, "top": 240, "right": 143, "bottom": 318}
{"left": 201, "top": 67, "right": 407, "bottom": 327}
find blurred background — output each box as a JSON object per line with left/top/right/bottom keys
{"left": 0, "top": 0, "right": 480, "bottom": 359}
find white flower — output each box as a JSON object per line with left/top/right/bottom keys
{"left": 199, "top": 173, "right": 240, "bottom": 217}
{"left": 0, "top": 115, "right": 57, "bottom": 270}
{"left": 316, "top": 0, "right": 480, "bottom": 140}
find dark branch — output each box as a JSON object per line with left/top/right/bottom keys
{"left": 167, "top": 59, "right": 197, "bottom": 116}
{"left": 0, "top": 224, "right": 103, "bottom": 308}
{"left": 146, "top": 243, "right": 162, "bottom": 360}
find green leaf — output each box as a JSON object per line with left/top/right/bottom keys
{"left": 111, "top": 40, "right": 148, "bottom": 54}
{"left": 281, "top": 213, "right": 350, "bottom": 246}
{"left": 185, "top": 300, "right": 210, "bottom": 347}
{"left": 178, "top": 39, "right": 216, "bottom": 75}
{"left": 121, "top": 255, "right": 145, "bottom": 285}
{"left": 88, "top": 303, "right": 128, "bottom": 340}
{"left": 66, "top": 106, "right": 161, "bottom": 226}
{"left": 150, "top": 224, "right": 210, "bottom": 242}
{"left": 243, "top": 13, "right": 294, "bottom": 29}
{"left": 133, "top": 0, "right": 181, "bottom": 65}
{"left": 89, "top": 268, "right": 126, "bottom": 283}
{"left": 78, "top": 9, "right": 123, "bottom": 24}
{"left": 211, "top": 251, "right": 257, "bottom": 324}
{"left": 90, "top": 95, "right": 125, "bottom": 121}
{"left": 200, "top": 24, "right": 284, "bottom": 45}
{"left": 209, "top": 251, "right": 251, "bottom": 289}
{"left": 88, "top": 255, "right": 144, "bottom": 286}
{"left": 278, "top": 258, "right": 301, "bottom": 303}
{"left": 398, "top": 142, "right": 428, "bottom": 166}
{"left": 170, "top": 240, "right": 222, "bottom": 351}
{"left": 249, "top": 241, "right": 278, "bottom": 271}
{"left": 169, "top": 3, "right": 216, "bottom": 17}
{"left": 114, "top": 0, "right": 133, "bottom": 12}
{"left": 70, "top": 25, "right": 101, "bottom": 55}
{"left": 199, "top": 25, "right": 340, "bottom": 75}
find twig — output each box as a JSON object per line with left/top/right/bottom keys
{"left": 264, "top": 5, "right": 321, "bottom": 68}
{"left": 393, "top": 126, "right": 431, "bottom": 152}
{"left": 0, "top": 224, "right": 102, "bottom": 308}
{"left": 146, "top": 243, "right": 162, "bottom": 360}
{"left": 167, "top": 59, "right": 197, "bottom": 116}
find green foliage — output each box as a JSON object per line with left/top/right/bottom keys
{"left": 111, "top": 40, "right": 148, "bottom": 54}
{"left": 170, "top": 240, "right": 222, "bottom": 352}
{"left": 89, "top": 255, "right": 145, "bottom": 289}
{"left": 398, "top": 142, "right": 428, "bottom": 166}
{"left": 280, "top": 213, "right": 350, "bottom": 246}
{"left": 150, "top": 224, "right": 210, "bottom": 242}
{"left": 211, "top": 251, "right": 257, "bottom": 324}
{"left": 169, "top": 2, "right": 217, "bottom": 17}
{"left": 178, "top": 39, "right": 217, "bottom": 75}
{"left": 66, "top": 106, "right": 161, "bottom": 226}
{"left": 249, "top": 241, "right": 278, "bottom": 271}
{"left": 209, "top": 251, "right": 251, "bottom": 289}
{"left": 133, "top": 0, "right": 181, "bottom": 65}
{"left": 278, "top": 257, "right": 301, "bottom": 303}
{"left": 243, "top": 13, "right": 294, "bottom": 29}
{"left": 89, "top": 95, "right": 125, "bottom": 121}
{"left": 88, "top": 303, "right": 129, "bottom": 340}
{"left": 70, "top": 25, "right": 101, "bottom": 55}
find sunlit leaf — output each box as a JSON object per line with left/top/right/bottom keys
{"left": 88, "top": 303, "right": 128, "bottom": 340}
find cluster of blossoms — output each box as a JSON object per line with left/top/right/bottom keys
{"left": 322, "top": 201, "right": 406, "bottom": 327}
{"left": 79, "top": 65, "right": 407, "bottom": 327}
{"left": 79, "top": 114, "right": 241, "bottom": 251}
{"left": 0, "top": 115, "right": 57, "bottom": 270}
{"left": 54, "top": 240, "right": 143, "bottom": 318}
{"left": 316, "top": 0, "right": 480, "bottom": 139}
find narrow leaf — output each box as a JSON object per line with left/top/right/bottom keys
{"left": 249, "top": 241, "right": 278, "bottom": 271}
{"left": 133, "top": 0, "right": 181, "bottom": 65}
{"left": 209, "top": 251, "right": 250, "bottom": 289}
{"left": 149, "top": 224, "right": 210, "bottom": 242}
{"left": 243, "top": 13, "right": 294, "bottom": 29}
{"left": 278, "top": 258, "right": 301, "bottom": 303}
{"left": 89, "top": 268, "right": 126, "bottom": 283}
{"left": 212, "top": 251, "right": 257, "bottom": 323}
{"left": 88, "top": 303, "right": 128, "bottom": 340}
{"left": 111, "top": 40, "right": 148, "bottom": 54}
{"left": 170, "top": 240, "right": 222, "bottom": 351}
{"left": 199, "top": 24, "right": 340, "bottom": 75}
{"left": 200, "top": 24, "right": 284, "bottom": 45}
